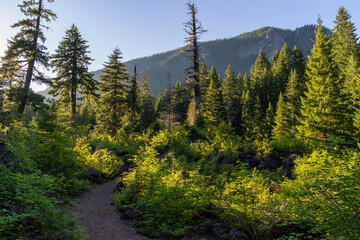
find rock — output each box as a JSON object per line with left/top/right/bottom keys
{"left": 86, "top": 168, "right": 102, "bottom": 184}
{"left": 210, "top": 222, "right": 229, "bottom": 238}
{"left": 228, "top": 229, "right": 247, "bottom": 240}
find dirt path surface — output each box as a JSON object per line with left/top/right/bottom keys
{"left": 71, "top": 179, "right": 149, "bottom": 240}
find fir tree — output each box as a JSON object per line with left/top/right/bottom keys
{"left": 199, "top": 62, "right": 210, "bottom": 92}
{"left": 96, "top": 47, "right": 129, "bottom": 138}
{"left": 291, "top": 45, "right": 306, "bottom": 78}
{"left": 50, "top": 24, "right": 97, "bottom": 122}
{"left": 332, "top": 6, "right": 359, "bottom": 94}
{"left": 139, "top": 73, "right": 156, "bottom": 129}
{"left": 262, "top": 102, "right": 275, "bottom": 139}
{"left": 298, "top": 18, "right": 352, "bottom": 143}
{"left": 284, "top": 69, "right": 302, "bottom": 136}
{"left": 272, "top": 43, "right": 292, "bottom": 103}
{"left": 249, "top": 95, "right": 263, "bottom": 140}
{"left": 223, "top": 65, "right": 242, "bottom": 130}
{"left": 4, "top": 0, "right": 57, "bottom": 114}
{"left": 204, "top": 66, "right": 224, "bottom": 126}
{"left": 272, "top": 92, "right": 290, "bottom": 139}
{"left": 172, "top": 81, "right": 191, "bottom": 122}
{"left": 126, "top": 66, "right": 141, "bottom": 129}
{"left": 250, "top": 49, "right": 272, "bottom": 112}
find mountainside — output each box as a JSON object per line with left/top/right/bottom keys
{"left": 38, "top": 25, "right": 322, "bottom": 97}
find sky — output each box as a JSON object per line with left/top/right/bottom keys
{"left": 0, "top": 0, "right": 359, "bottom": 91}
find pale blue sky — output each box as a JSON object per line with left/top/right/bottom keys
{"left": 0, "top": 0, "right": 359, "bottom": 91}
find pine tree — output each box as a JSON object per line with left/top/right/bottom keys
{"left": 4, "top": 0, "right": 57, "bottom": 114}
{"left": 181, "top": 2, "right": 207, "bottom": 125}
{"left": 272, "top": 50, "right": 280, "bottom": 65}
{"left": 284, "top": 69, "right": 301, "bottom": 136}
{"left": 50, "top": 24, "right": 97, "bottom": 122}
{"left": 291, "top": 45, "right": 306, "bottom": 78}
{"left": 250, "top": 49, "right": 272, "bottom": 112}
{"left": 249, "top": 95, "right": 263, "bottom": 140}
{"left": 172, "top": 81, "right": 191, "bottom": 122}
{"left": 332, "top": 6, "right": 359, "bottom": 94}
{"left": 241, "top": 90, "right": 251, "bottom": 137}
{"left": 126, "top": 66, "right": 141, "bottom": 129}
{"left": 199, "top": 62, "right": 210, "bottom": 92}
{"left": 272, "top": 43, "right": 292, "bottom": 103}
{"left": 96, "top": 47, "right": 129, "bottom": 138}
{"left": 139, "top": 73, "right": 156, "bottom": 129}
{"left": 204, "top": 66, "right": 224, "bottom": 126}
{"left": 262, "top": 102, "right": 275, "bottom": 139}
{"left": 272, "top": 92, "right": 290, "bottom": 139}
{"left": 223, "top": 65, "right": 242, "bottom": 130}
{"left": 298, "top": 18, "right": 352, "bottom": 143}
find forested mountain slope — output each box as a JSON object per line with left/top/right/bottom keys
{"left": 38, "top": 25, "right": 323, "bottom": 97}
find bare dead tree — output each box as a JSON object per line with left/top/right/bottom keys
{"left": 181, "top": 1, "right": 207, "bottom": 125}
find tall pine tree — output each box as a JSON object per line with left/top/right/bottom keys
{"left": 204, "top": 66, "right": 224, "bottom": 126}
{"left": 96, "top": 48, "right": 129, "bottom": 138}
{"left": 139, "top": 73, "right": 156, "bottom": 129}
{"left": 50, "top": 24, "right": 97, "bottom": 122}
{"left": 298, "top": 18, "right": 352, "bottom": 144}
{"left": 223, "top": 65, "right": 242, "bottom": 130}
{"left": 4, "top": 0, "right": 57, "bottom": 114}
{"left": 126, "top": 66, "right": 141, "bottom": 129}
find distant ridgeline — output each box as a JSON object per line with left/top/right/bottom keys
{"left": 38, "top": 25, "right": 327, "bottom": 97}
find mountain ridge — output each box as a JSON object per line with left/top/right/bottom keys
{"left": 37, "top": 24, "right": 323, "bottom": 98}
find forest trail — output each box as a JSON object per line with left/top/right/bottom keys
{"left": 71, "top": 178, "right": 149, "bottom": 240}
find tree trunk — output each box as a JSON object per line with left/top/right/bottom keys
{"left": 18, "top": 0, "right": 42, "bottom": 114}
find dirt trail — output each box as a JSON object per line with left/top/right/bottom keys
{"left": 71, "top": 179, "right": 149, "bottom": 240}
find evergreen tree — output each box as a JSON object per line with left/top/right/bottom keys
{"left": 249, "top": 95, "right": 263, "bottom": 140}
{"left": 3, "top": 0, "right": 57, "bottom": 114}
{"left": 291, "top": 45, "right": 306, "bottom": 78}
{"left": 272, "top": 43, "right": 292, "bottom": 103}
{"left": 250, "top": 49, "right": 272, "bottom": 112}
{"left": 241, "top": 91, "right": 251, "bottom": 137}
{"left": 332, "top": 6, "right": 359, "bottom": 95}
{"left": 96, "top": 47, "right": 129, "bottom": 138}
{"left": 298, "top": 18, "right": 352, "bottom": 143}
{"left": 284, "top": 69, "right": 302, "bottom": 136}
{"left": 272, "top": 92, "right": 290, "bottom": 139}
{"left": 203, "top": 66, "right": 224, "bottom": 126}
{"left": 139, "top": 73, "right": 156, "bottom": 129}
{"left": 271, "top": 49, "right": 280, "bottom": 65}
{"left": 172, "top": 81, "right": 191, "bottom": 122}
{"left": 126, "top": 66, "right": 141, "bottom": 129}
{"left": 199, "top": 62, "right": 210, "bottom": 92}
{"left": 223, "top": 65, "right": 242, "bottom": 130}
{"left": 50, "top": 24, "right": 97, "bottom": 122}
{"left": 262, "top": 102, "right": 275, "bottom": 139}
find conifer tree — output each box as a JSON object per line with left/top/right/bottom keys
{"left": 199, "top": 62, "right": 210, "bottom": 92}
{"left": 298, "top": 18, "right": 352, "bottom": 143}
{"left": 284, "top": 69, "right": 302, "bottom": 136}
{"left": 271, "top": 50, "right": 280, "bottom": 66}
{"left": 332, "top": 6, "right": 359, "bottom": 94}
{"left": 172, "top": 81, "right": 191, "bottom": 122}
{"left": 272, "top": 92, "right": 290, "bottom": 139}
{"left": 272, "top": 43, "right": 292, "bottom": 102}
{"left": 50, "top": 24, "right": 97, "bottom": 122}
{"left": 223, "top": 65, "right": 242, "bottom": 130}
{"left": 96, "top": 48, "right": 129, "bottom": 138}
{"left": 249, "top": 95, "right": 263, "bottom": 140}
{"left": 4, "top": 0, "right": 57, "bottom": 114}
{"left": 291, "top": 45, "right": 306, "bottom": 78}
{"left": 241, "top": 90, "right": 251, "bottom": 137}
{"left": 126, "top": 66, "right": 141, "bottom": 129}
{"left": 262, "top": 102, "right": 275, "bottom": 139}
{"left": 182, "top": 2, "right": 207, "bottom": 125}
{"left": 139, "top": 73, "right": 156, "bottom": 129}
{"left": 204, "top": 66, "right": 224, "bottom": 126}
{"left": 250, "top": 49, "right": 272, "bottom": 112}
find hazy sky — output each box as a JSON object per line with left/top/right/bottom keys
{"left": 0, "top": 0, "right": 359, "bottom": 91}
